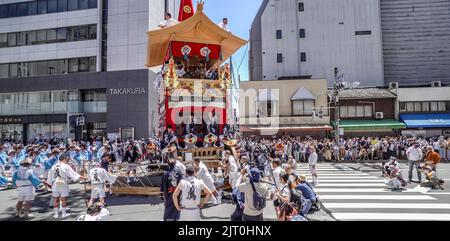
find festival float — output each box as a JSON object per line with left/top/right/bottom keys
{"left": 110, "top": 0, "right": 246, "bottom": 196}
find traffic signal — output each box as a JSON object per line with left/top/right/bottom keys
{"left": 76, "top": 115, "right": 85, "bottom": 126}
{"left": 318, "top": 110, "right": 324, "bottom": 119}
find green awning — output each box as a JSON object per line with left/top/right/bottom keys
{"left": 334, "top": 119, "right": 406, "bottom": 131}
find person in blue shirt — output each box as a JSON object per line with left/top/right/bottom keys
{"left": 0, "top": 145, "right": 7, "bottom": 176}
{"left": 43, "top": 149, "right": 60, "bottom": 177}
{"left": 12, "top": 158, "right": 42, "bottom": 219}
{"left": 295, "top": 179, "right": 318, "bottom": 206}
{"left": 8, "top": 149, "right": 22, "bottom": 174}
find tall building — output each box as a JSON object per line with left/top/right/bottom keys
{"left": 381, "top": 0, "right": 450, "bottom": 86}
{"left": 249, "top": 0, "right": 385, "bottom": 86}
{"left": 0, "top": 0, "right": 177, "bottom": 143}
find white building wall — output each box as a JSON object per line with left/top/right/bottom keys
{"left": 0, "top": 9, "right": 99, "bottom": 64}
{"left": 107, "top": 0, "right": 167, "bottom": 71}
{"left": 259, "top": 0, "right": 384, "bottom": 87}
{"left": 396, "top": 87, "right": 450, "bottom": 102}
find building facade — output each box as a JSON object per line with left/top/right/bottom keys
{"left": 0, "top": 0, "right": 177, "bottom": 143}
{"left": 330, "top": 88, "right": 406, "bottom": 137}
{"left": 239, "top": 79, "right": 332, "bottom": 137}
{"left": 381, "top": 0, "right": 450, "bottom": 86}
{"left": 249, "top": 0, "right": 385, "bottom": 87}
{"left": 392, "top": 85, "right": 450, "bottom": 137}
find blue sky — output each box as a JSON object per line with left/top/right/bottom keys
{"left": 203, "top": 0, "right": 263, "bottom": 81}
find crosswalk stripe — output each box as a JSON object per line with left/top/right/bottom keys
{"left": 319, "top": 195, "right": 436, "bottom": 200}
{"left": 324, "top": 203, "right": 450, "bottom": 209}
{"left": 315, "top": 183, "right": 385, "bottom": 187}
{"left": 332, "top": 213, "right": 450, "bottom": 221}
{"left": 315, "top": 188, "right": 417, "bottom": 193}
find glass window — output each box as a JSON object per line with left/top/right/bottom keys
{"left": 57, "top": 59, "right": 68, "bottom": 74}
{"left": 26, "top": 31, "right": 37, "bottom": 45}
{"left": 438, "top": 102, "right": 446, "bottom": 111}
{"left": 302, "top": 100, "right": 313, "bottom": 115}
{"left": 48, "top": 0, "right": 57, "bottom": 13}
{"left": 299, "top": 29, "right": 305, "bottom": 38}
{"left": 0, "top": 5, "right": 8, "bottom": 18}
{"left": 399, "top": 102, "right": 406, "bottom": 112}
{"left": 7, "top": 33, "right": 16, "bottom": 47}
{"left": 0, "top": 64, "right": 9, "bottom": 78}
{"left": 68, "top": 58, "right": 79, "bottom": 73}
{"left": 37, "top": 30, "right": 47, "bottom": 43}
{"left": 68, "top": 0, "right": 78, "bottom": 11}
{"left": 340, "top": 106, "right": 348, "bottom": 118}
{"left": 422, "top": 102, "right": 429, "bottom": 112}
{"left": 16, "top": 32, "right": 26, "bottom": 46}
{"left": 348, "top": 106, "right": 356, "bottom": 117}
{"left": 364, "top": 105, "right": 373, "bottom": 117}
{"left": 8, "top": 4, "right": 17, "bottom": 17}
{"left": 0, "top": 33, "right": 7, "bottom": 47}
{"left": 300, "top": 52, "right": 307, "bottom": 62}
{"left": 293, "top": 101, "right": 304, "bottom": 116}
{"left": 35, "top": 61, "right": 49, "bottom": 76}
{"left": 48, "top": 60, "right": 58, "bottom": 74}
{"left": 277, "top": 53, "right": 283, "bottom": 63}
{"left": 298, "top": 2, "right": 304, "bottom": 11}
{"left": 47, "top": 29, "right": 57, "bottom": 42}
{"left": 88, "top": 25, "right": 97, "bottom": 39}
{"left": 88, "top": 0, "right": 97, "bottom": 8}
{"left": 28, "top": 1, "right": 37, "bottom": 15}
{"left": 356, "top": 106, "right": 365, "bottom": 117}
{"left": 414, "top": 102, "right": 422, "bottom": 112}
{"left": 17, "top": 2, "right": 28, "bottom": 16}
{"left": 58, "top": 0, "right": 68, "bottom": 11}
{"left": 79, "top": 0, "right": 89, "bottom": 9}
{"left": 17, "top": 63, "right": 28, "bottom": 77}
{"left": 9, "top": 64, "right": 18, "bottom": 77}
{"left": 430, "top": 102, "right": 438, "bottom": 112}
{"left": 89, "top": 57, "right": 96, "bottom": 72}
{"left": 38, "top": 0, "right": 48, "bottom": 14}
{"left": 27, "top": 62, "right": 38, "bottom": 77}
{"left": 67, "top": 26, "right": 78, "bottom": 41}
{"left": 446, "top": 102, "right": 450, "bottom": 112}
{"left": 40, "top": 92, "right": 51, "bottom": 102}
{"left": 78, "top": 26, "right": 87, "bottom": 40}
{"left": 79, "top": 58, "right": 89, "bottom": 72}
{"left": 276, "top": 30, "right": 282, "bottom": 39}
{"left": 406, "top": 102, "right": 414, "bottom": 112}
{"left": 56, "top": 28, "right": 67, "bottom": 41}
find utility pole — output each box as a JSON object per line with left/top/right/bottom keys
{"left": 334, "top": 67, "right": 340, "bottom": 142}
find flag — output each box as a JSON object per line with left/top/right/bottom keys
{"left": 178, "top": 0, "right": 194, "bottom": 22}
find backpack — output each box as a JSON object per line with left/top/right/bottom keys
{"left": 290, "top": 188, "right": 303, "bottom": 208}
{"left": 249, "top": 180, "right": 266, "bottom": 210}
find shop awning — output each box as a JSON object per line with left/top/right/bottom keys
{"left": 400, "top": 114, "right": 450, "bottom": 128}
{"left": 241, "top": 125, "right": 333, "bottom": 132}
{"left": 337, "top": 119, "right": 406, "bottom": 131}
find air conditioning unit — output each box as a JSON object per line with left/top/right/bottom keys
{"left": 389, "top": 82, "right": 399, "bottom": 89}
{"left": 375, "top": 112, "right": 384, "bottom": 120}
{"left": 432, "top": 81, "right": 442, "bottom": 87}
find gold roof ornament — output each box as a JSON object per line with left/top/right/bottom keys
{"left": 146, "top": 1, "right": 247, "bottom": 68}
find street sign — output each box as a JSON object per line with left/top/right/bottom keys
{"left": 336, "top": 74, "right": 344, "bottom": 82}
{"left": 339, "top": 128, "right": 345, "bottom": 136}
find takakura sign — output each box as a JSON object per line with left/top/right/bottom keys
{"left": 109, "top": 88, "right": 146, "bottom": 96}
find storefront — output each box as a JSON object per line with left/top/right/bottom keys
{"left": 337, "top": 119, "right": 406, "bottom": 137}
{"left": 400, "top": 113, "right": 450, "bottom": 137}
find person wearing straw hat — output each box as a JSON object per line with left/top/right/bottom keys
{"left": 12, "top": 158, "right": 42, "bottom": 219}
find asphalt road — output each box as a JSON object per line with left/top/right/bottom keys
{"left": 1, "top": 162, "right": 448, "bottom": 221}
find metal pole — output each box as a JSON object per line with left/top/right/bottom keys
{"left": 334, "top": 68, "right": 340, "bottom": 142}
{"left": 66, "top": 102, "right": 70, "bottom": 144}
